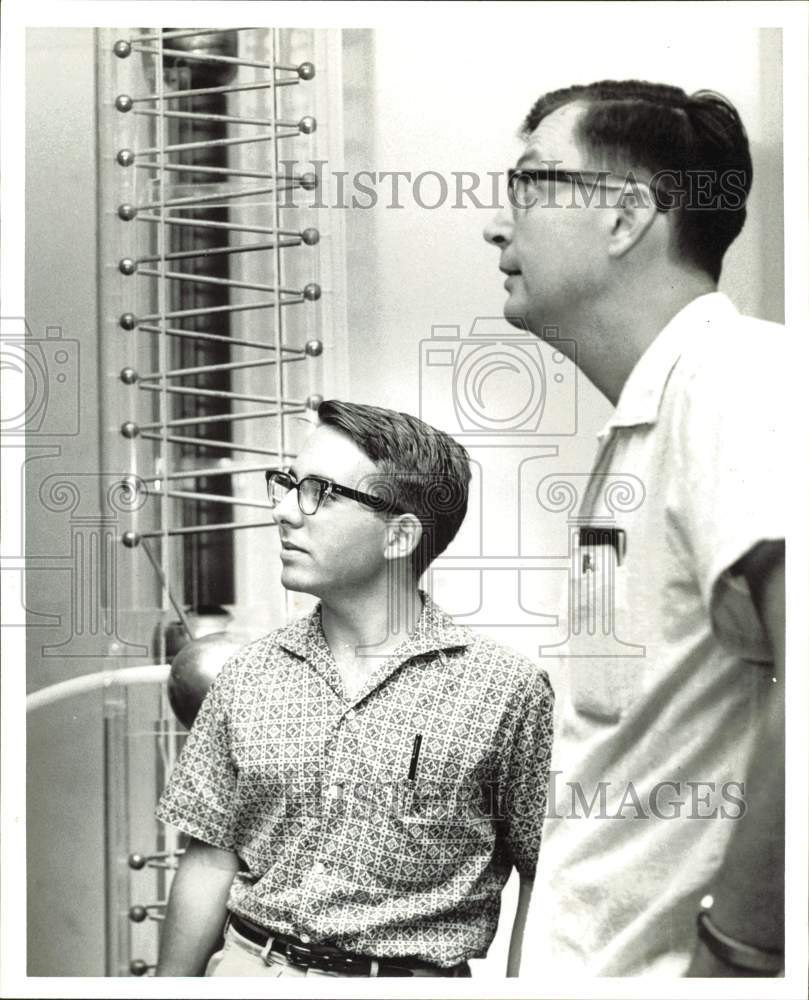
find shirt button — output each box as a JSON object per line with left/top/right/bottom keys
{"left": 312, "top": 861, "right": 326, "bottom": 874}
{"left": 328, "top": 783, "right": 344, "bottom": 800}
{"left": 299, "top": 933, "right": 312, "bottom": 944}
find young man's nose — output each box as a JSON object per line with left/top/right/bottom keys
{"left": 275, "top": 486, "right": 304, "bottom": 525}
{"left": 483, "top": 205, "right": 513, "bottom": 247}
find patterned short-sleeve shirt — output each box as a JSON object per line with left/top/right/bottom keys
{"left": 157, "top": 594, "right": 554, "bottom": 967}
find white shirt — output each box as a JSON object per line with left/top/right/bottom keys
{"left": 526, "top": 293, "right": 785, "bottom": 976}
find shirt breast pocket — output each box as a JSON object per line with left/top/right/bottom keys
{"left": 566, "top": 542, "right": 646, "bottom": 723}
{"left": 370, "top": 743, "right": 494, "bottom": 888}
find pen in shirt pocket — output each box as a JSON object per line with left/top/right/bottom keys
{"left": 407, "top": 733, "right": 423, "bottom": 781}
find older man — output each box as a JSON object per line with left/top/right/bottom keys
{"left": 485, "top": 81, "right": 784, "bottom": 977}
{"left": 155, "top": 400, "right": 553, "bottom": 978}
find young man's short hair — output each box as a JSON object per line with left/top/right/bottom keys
{"left": 523, "top": 80, "right": 753, "bottom": 282}
{"left": 317, "top": 399, "right": 470, "bottom": 574}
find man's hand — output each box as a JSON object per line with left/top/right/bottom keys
{"left": 155, "top": 837, "right": 240, "bottom": 977}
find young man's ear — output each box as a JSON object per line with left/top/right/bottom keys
{"left": 607, "top": 180, "right": 660, "bottom": 259}
{"left": 384, "top": 513, "right": 423, "bottom": 562}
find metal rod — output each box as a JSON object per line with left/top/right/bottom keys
{"left": 28, "top": 665, "right": 170, "bottom": 712}
{"left": 130, "top": 27, "right": 257, "bottom": 44}
{"left": 138, "top": 519, "right": 278, "bottom": 540}
{"left": 139, "top": 406, "right": 304, "bottom": 432}
{"left": 138, "top": 385, "right": 296, "bottom": 406}
{"left": 103, "top": 709, "right": 130, "bottom": 976}
{"left": 135, "top": 162, "right": 295, "bottom": 182}
{"left": 156, "top": 30, "right": 171, "bottom": 669}
{"left": 139, "top": 432, "right": 290, "bottom": 457}
{"left": 137, "top": 296, "right": 303, "bottom": 323}
{"left": 137, "top": 215, "right": 307, "bottom": 237}
{"left": 144, "top": 489, "right": 276, "bottom": 510}
{"left": 130, "top": 78, "right": 297, "bottom": 103}
{"left": 137, "top": 268, "right": 305, "bottom": 296}
{"left": 270, "top": 28, "right": 289, "bottom": 554}
{"left": 138, "top": 354, "right": 303, "bottom": 381}
{"left": 135, "top": 239, "right": 301, "bottom": 265}
{"left": 136, "top": 323, "right": 297, "bottom": 353}
{"left": 140, "top": 540, "right": 194, "bottom": 638}
{"left": 135, "top": 107, "right": 303, "bottom": 129}
{"left": 134, "top": 45, "right": 299, "bottom": 72}
{"left": 135, "top": 129, "right": 299, "bottom": 157}
{"left": 143, "top": 462, "right": 294, "bottom": 484}
{"left": 134, "top": 182, "right": 295, "bottom": 212}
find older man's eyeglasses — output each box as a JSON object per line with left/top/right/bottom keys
{"left": 507, "top": 167, "right": 655, "bottom": 209}
{"left": 265, "top": 468, "right": 401, "bottom": 516}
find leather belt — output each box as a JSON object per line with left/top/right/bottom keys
{"left": 229, "top": 913, "right": 467, "bottom": 977}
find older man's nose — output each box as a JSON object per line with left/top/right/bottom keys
{"left": 483, "top": 205, "right": 513, "bottom": 246}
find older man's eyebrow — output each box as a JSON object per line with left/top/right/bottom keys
{"left": 515, "top": 154, "right": 567, "bottom": 170}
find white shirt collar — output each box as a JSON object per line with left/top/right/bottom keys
{"left": 599, "top": 292, "right": 738, "bottom": 437}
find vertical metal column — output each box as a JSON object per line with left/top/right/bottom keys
{"left": 98, "top": 25, "right": 347, "bottom": 976}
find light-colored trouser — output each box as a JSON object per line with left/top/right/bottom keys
{"left": 205, "top": 924, "right": 470, "bottom": 978}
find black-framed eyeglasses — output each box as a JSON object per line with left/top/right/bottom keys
{"left": 507, "top": 167, "right": 659, "bottom": 210}
{"left": 265, "top": 468, "right": 402, "bottom": 516}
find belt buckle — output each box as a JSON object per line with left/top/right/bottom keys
{"left": 328, "top": 953, "right": 367, "bottom": 975}
{"left": 284, "top": 942, "right": 315, "bottom": 968}
{"left": 284, "top": 941, "right": 368, "bottom": 976}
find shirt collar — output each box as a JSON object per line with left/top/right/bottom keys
{"left": 600, "top": 292, "right": 738, "bottom": 437}
{"left": 274, "top": 590, "right": 472, "bottom": 663}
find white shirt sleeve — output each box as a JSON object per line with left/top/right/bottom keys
{"left": 668, "top": 330, "right": 785, "bottom": 661}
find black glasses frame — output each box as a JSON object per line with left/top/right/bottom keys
{"left": 507, "top": 167, "right": 664, "bottom": 210}
{"left": 265, "top": 468, "right": 402, "bottom": 516}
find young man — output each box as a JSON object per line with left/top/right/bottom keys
{"left": 155, "top": 400, "right": 554, "bottom": 978}
{"left": 484, "top": 81, "right": 785, "bottom": 977}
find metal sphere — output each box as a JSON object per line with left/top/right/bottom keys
{"left": 129, "top": 905, "right": 147, "bottom": 923}
{"left": 168, "top": 633, "right": 247, "bottom": 729}
{"left": 298, "top": 61, "right": 316, "bottom": 81}
{"left": 116, "top": 148, "right": 134, "bottom": 167}
{"left": 128, "top": 852, "right": 146, "bottom": 870}
{"left": 122, "top": 531, "right": 141, "bottom": 549}
{"left": 299, "top": 172, "right": 318, "bottom": 192}
{"left": 306, "top": 394, "right": 324, "bottom": 411}
{"left": 300, "top": 227, "right": 320, "bottom": 246}
{"left": 119, "top": 367, "right": 138, "bottom": 385}
{"left": 118, "top": 203, "right": 136, "bottom": 221}
{"left": 129, "top": 959, "right": 149, "bottom": 976}
{"left": 119, "top": 312, "right": 136, "bottom": 330}
{"left": 303, "top": 282, "right": 322, "bottom": 302}
{"left": 115, "top": 94, "right": 133, "bottom": 113}
{"left": 298, "top": 115, "right": 317, "bottom": 135}
{"left": 113, "top": 40, "right": 132, "bottom": 59}
{"left": 305, "top": 339, "right": 323, "bottom": 357}
{"left": 120, "top": 421, "right": 140, "bottom": 439}
{"left": 119, "top": 258, "right": 136, "bottom": 275}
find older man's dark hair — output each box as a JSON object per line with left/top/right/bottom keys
{"left": 523, "top": 80, "right": 753, "bottom": 282}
